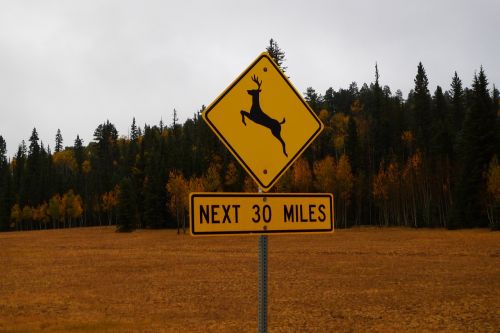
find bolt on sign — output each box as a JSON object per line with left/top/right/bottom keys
{"left": 202, "top": 52, "right": 324, "bottom": 191}
{"left": 190, "top": 193, "right": 333, "bottom": 236}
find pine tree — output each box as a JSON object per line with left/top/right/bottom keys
{"left": 116, "top": 177, "right": 137, "bottom": 232}
{"left": 324, "top": 87, "right": 335, "bottom": 113}
{"left": 74, "top": 135, "right": 85, "bottom": 202}
{"left": 172, "top": 109, "right": 178, "bottom": 127}
{"left": 493, "top": 85, "right": 500, "bottom": 158}
{"left": 55, "top": 129, "right": 63, "bottom": 153}
{"left": 74, "top": 135, "right": 84, "bottom": 168}
{"left": 130, "top": 117, "right": 139, "bottom": 141}
{"left": 92, "top": 120, "right": 119, "bottom": 193}
{"left": 141, "top": 126, "right": 168, "bottom": 228}
{"left": 371, "top": 63, "right": 385, "bottom": 167}
{"left": 430, "top": 86, "right": 452, "bottom": 159}
{"left": 38, "top": 142, "right": 52, "bottom": 208}
{"left": 304, "top": 87, "right": 321, "bottom": 113}
{"left": 266, "top": 38, "right": 287, "bottom": 72}
{"left": 26, "top": 128, "right": 42, "bottom": 206}
{"left": 413, "top": 62, "right": 432, "bottom": 152}
{"left": 0, "top": 136, "right": 6, "bottom": 166}
{"left": 451, "top": 67, "right": 497, "bottom": 228}
{"left": 450, "top": 72, "right": 465, "bottom": 141}
{"left": 0, "top": 136, "right": 12, "bottom": 230}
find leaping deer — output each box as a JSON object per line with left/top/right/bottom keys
{"left": 240, "top": 75, "right": 288, "bottom": 157}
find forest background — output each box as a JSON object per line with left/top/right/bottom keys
{"left": 0, "top": 40, "right": 499, "bottom": 233}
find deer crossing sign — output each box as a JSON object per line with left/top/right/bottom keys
{"left": 202, "top": 52, "right": 324, "bottom": 191}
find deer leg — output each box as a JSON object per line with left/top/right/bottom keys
{"left": 278, "top": 136, "right": 288, "bottom": 157}
{"left": 240, "top": 110, "right": 250, "bottom": 125}
{"left": 271, "top": 127, "right": 288, "bottom": 158}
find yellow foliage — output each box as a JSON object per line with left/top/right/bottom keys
{"left": 487, "top": 156, "right": 500, "bottom": 203}
{"left": 166, "top": 170, "right": 189, "bottom": 216}
{"left": 48, "top": 194, "right": 62, "bottom": 221}
{"left": 373, "top": 166, "right": 388, "bottom": 202}
{"left": 101, "top": 187, "right": 119, "bottom": 213}
{"left": 318, "top": 109, "right": 329, "bottom": 123}
{"left": 22, "top": 206, "right": 33, "bottom": 221}
{"left": 53, "top": 150, "right": 77, "bottom": 172}
{"left": 71, "top": 194, "right": 84, "bottom": 219}
{"left": 33, "top": 203, "right": 50, "bottom": 224}
{"left": 313, "top": 156, "right": 335, "bottom": 193}
{"left": 335, "top": 154, "right": 354, "bottom": 201}
{"left": 203, "top": 162, "right": 222, "bottom": 192}
{"left": 373, "top": 161, "right": 400, "bottom": 205}
{"left": 10, "top": 204, "right": 22, "bottom": 224}
{"left": 292, "top": 157, "right": 312, "bottom": 192}
{"left": 330, "top": 113, "right": 349, "bottom": 152}
{"left": 188, "top": 177, "right": 205, "bottom": 193}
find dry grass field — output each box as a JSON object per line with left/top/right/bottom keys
{"left": 0, "top": 227, "right": 499, "bottom": 332}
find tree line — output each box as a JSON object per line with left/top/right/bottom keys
{"left": 0, "top": 40, "right": 498, "bottom": 232}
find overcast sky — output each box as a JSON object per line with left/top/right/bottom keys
{"left": 0, "top": 0, "right": 498, "bottom": 157}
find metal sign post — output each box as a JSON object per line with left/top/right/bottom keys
{"left": 258, "top": 234, "right": 268, "bottom": 333}
{"left": 257, "top": 187, "right": 267, "bottom": 333}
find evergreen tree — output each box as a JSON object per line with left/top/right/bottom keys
{"left": 451, "top": 67, "right": 497, "bottom": 228}
{"left": 38, "top": 142, "right": 52, "bottom": 205}
{"left": 172, "top": 109, "right": 178, "bottom": 127}
{"left": 266, "top": 38, "right": 287, "bottom": 72}
{"left": 324, "top": 87, "right": 335, "bottom": 113}
{"left": 74, "top": 135, "right": 85, "bottom": 197}
{"left": 371, "top": 63, "right": 385, "bottom": 167}
{"left": 304, "top": 87, "right": 321, "bottom": 113}
{"left": 493, "top": 85, "right": 500, "bottom": 158}
{"left": 74, "top": 135, "right": 84, "bottom": 168}
{"left": 116, "top": 177, "right": 137, "bottom": 232}
{"left": 130, "top": 117, "right": 139, "bottom": 141}
{"left": 55, "top": 129, "right": 63, "bottom": 153}
{"left": 26, "top": 128, "right": 42, "bottom": 206}
{"left": 430, "top": 86, "right": 452, "bottom": 159}
{"left": 450, "top": 71, "right": 465, "bottom": 140}
{"left": 412, "top": 62, "right": 432, "bottom": 152}
{"left": 141, "top": 126, "right": 168, "bottom": 228}
{"left": 92, "top": 120, "right": 119, "bottom": 193}
{"left": 345, "top": 116, "right": 359, "bottom": 174}
{"left": 13, "top": 141, "right": 27, "bottom": 206}
{"left": 0, "top": 136, "right": 12, "bottom": 230}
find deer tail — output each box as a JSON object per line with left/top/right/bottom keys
{"left": 280, "top": 117, "right": 286, "bottom": 125}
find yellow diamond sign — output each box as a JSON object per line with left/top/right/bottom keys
{"left": 202, "top": 52, "right": 324, "bottom": 191}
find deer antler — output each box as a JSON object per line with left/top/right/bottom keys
{"left": 251, "top": 74, "right": 262, "bottom": 89}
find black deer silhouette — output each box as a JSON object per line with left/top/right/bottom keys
{"left": 240, "top": 75, "right": 288, "bottom": 157}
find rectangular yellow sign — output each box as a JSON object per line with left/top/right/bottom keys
{"left": 190, "top": 193, "right": 334, "bottom": 236}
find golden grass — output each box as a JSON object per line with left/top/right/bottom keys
{"left": 0, "top": 227, "right": 499, "bottom": 332}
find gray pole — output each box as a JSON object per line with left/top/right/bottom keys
{"left": 258, "top": 235, "right": 268, "bottom": 332}
{"left": 258, "top": 188, "right": 268, "bottom": 333}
